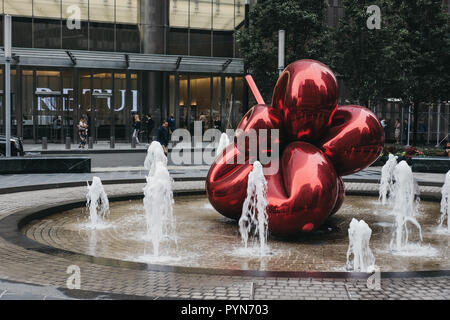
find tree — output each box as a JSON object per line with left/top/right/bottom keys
{"left": 236, "top": 0, "right": 332, "bottom": 102}
{"left": 331, "top": 0, "right": 399, "bottom": 106}
{"left": 387, "top": 0, "right": 450, "bottom": 146}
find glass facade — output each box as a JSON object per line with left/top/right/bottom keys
{"left": 0, "top": 0, "right": 246, "bottom": 56}
{"left": 0, "top": 0, "right": 247, "bottom": 143}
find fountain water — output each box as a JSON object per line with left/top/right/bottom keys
{"left": 86, "top": 176, "right": 110, "bottom": 229}
{"left": 216, "top": 132, "right": 231, "bottom": 157}
{"left": 238, "top": 161, "right": 269, "bottom": 256}
{"left": 389, "top": 161, "right": 423, "bottom": 251}
{"left": 346, "top": 218, "right": 375, "bottom": 272}
{"left": 144, "top": 141, "right": 168, "bottom": 177}
{"left": 142, "top": 161, "right": 176, "bottom": 257}
{"left": 439, "top": 170, "right": 450, "bottom": 232}
{"left": 379, "top": 154, "right": 398, "bottom": 205}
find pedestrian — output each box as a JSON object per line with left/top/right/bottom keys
{"left": 145, "top": 114, "right": 155, "bottom": 143}
{"left": 198, "top": 112, "right": 207, "bottom": 135}
{"left": 214, "top": 116, "right": 221, "bottom": 131}
{"left": 169, "top": 114, "right": 176, "bottom": 133}
{"left": 132, "top": 114, "right": 141, "bottom": 144}
{"left": 157, "top": 120, "right": 170, "bottom": 156}
{"left": 78, "top": 116, "right": 88, "bottom": 149}
{"left": 394, "top": 119, "right": 401, "bottom": 145}
{"left": 418, "top": 120, "right": 427, "bottom": 146}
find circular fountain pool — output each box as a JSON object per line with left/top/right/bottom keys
{"left": 21, "top": 195, "right": 450, "bottom": 273}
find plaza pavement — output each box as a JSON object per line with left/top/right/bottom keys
{"left": 0, "top": 149, "right": 449, "bottom": 300}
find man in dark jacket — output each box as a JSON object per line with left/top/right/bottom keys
{"left": 157, "top": 120, "right": 170, "bottom": 155}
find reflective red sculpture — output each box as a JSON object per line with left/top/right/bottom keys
{"left": 206, "top": 59, "right": 384, "bottom": 236}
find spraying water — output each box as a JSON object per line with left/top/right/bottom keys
{"left": 379, "top": 154, "right": 398, "bottom": 205}
{"left": 144, "top": 141, "right": 168, "bottom": 177}
{"left": 216, "top": 132, "right": 231, "bottom": 157}
{"left": 143, "top": 161, "right": 176, "bottom": 257}
{"left": 439, "top": 170, "right": 450, "bottom": 232}
{"left": 346, "top": 218, "right": 375, "bottom": 272}
{"left": 86, "top": 176, "right": 110, "bottom": 229}
{"left": 389, "top": 161, "right": 423, "bottom": 251}
{"left": 238, "top": 161, "right": 269, "bottom": 256}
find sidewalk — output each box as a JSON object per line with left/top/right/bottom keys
{"left": 24, "top": 142, "right": 215, "bottom": 154}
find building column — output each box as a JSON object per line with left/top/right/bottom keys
{"left": 141, "top": 0, "right": 167, "bottom": 130}
{"left": 32, "top": 70, "right": 38, "bottom": 143}
{"left": 15, "top": 66, "right": 23, "bottom": 138}
{"left": 73, "top": 68, "right": 79, "bottom": 143}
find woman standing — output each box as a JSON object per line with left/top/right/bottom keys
{"left": 394, "top": 119, "right": 401, "bottom": 145}
{"left": 78, "top": 116, "right": 88, "bottom": 149}
{"left": 132, "top": 114, "right": 141, "bottom": 144}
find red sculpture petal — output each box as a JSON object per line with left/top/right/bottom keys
{"left": 272, "top": 60, "right": 339, "bottom": 142}
{"left": 206, "top": 105, "right": 283, "bottom": 220}
{"left": 265, "top": 141, "right": 338, "bottom": 236}
{"left": 330, "top": 177, "right": 345, "bottom": 216}
{"left": 320, "top": 105, "right": 385, "bottom": 176}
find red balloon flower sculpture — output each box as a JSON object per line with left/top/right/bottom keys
{"left": 206, "top": 60, "right": 384, "bottom": 236}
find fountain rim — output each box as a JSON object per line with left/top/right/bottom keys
{"left": 2, "top": 189, "right": 449, "bottom": 280}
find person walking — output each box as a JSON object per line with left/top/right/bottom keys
{"left": 132, "top": 114, "right": 141, "bottom": 144}
{"left": 394, "top": 119, "right": 401, "bottom": 145}
{"left": 145, "top": 114, "right": 155, "bottom": 143}
{"left": 157, "top": 120, "right": 170, "bottom": 156}
{"left": 418, "top": 119, "right": 427, "bottom": 146}
{"left": 169, "top": 114, "right": 176, "bottom": 133}
{"left": 78, "top": 116, "right": 88, "bottom": 149}
{"left": 214, "top": 116, "right": 222, "bottom": 131}
{"left": 199, "top": 112, "right": 207, "bottom": 135}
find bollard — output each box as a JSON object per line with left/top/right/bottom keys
{"left": 110, "top": 136, "right": 115, "bottom": 149}
{"left": 65, "top": 136, "right": 71, "bottom": 150}
{"left": 88, "top": 137, "right": 94, "bottom": 149}
{"left": 131, "top": 136, "right": 137, "bottom": 149}
{"left": 42, "top": 137, "right": 48, "bottom": 150}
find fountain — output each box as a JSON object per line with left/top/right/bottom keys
{"left": 144, "top": 141, "right": 168, "bottom": 177}
{"left": 86, "top": 176, "right": 110, "bottom": 229}
{"left": 346, "top": 218, "right": 375, "bottom": 272}
{"left": 238, "top": 161, "right": 269, "bottom": 256}
{"left": 142, "top": 160, "right": 176, "bottom": 257}
{"left": 439, "top": 170, "right": 450, "bottom": 232}
{"left": 216, "top": 132, "right": 231, "bottom": 157}
{"left": 379, "top": 154, "right": 398, "bottom": 205}
{"left": 389, "top": 161, "right": 423, "bottom": 251}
